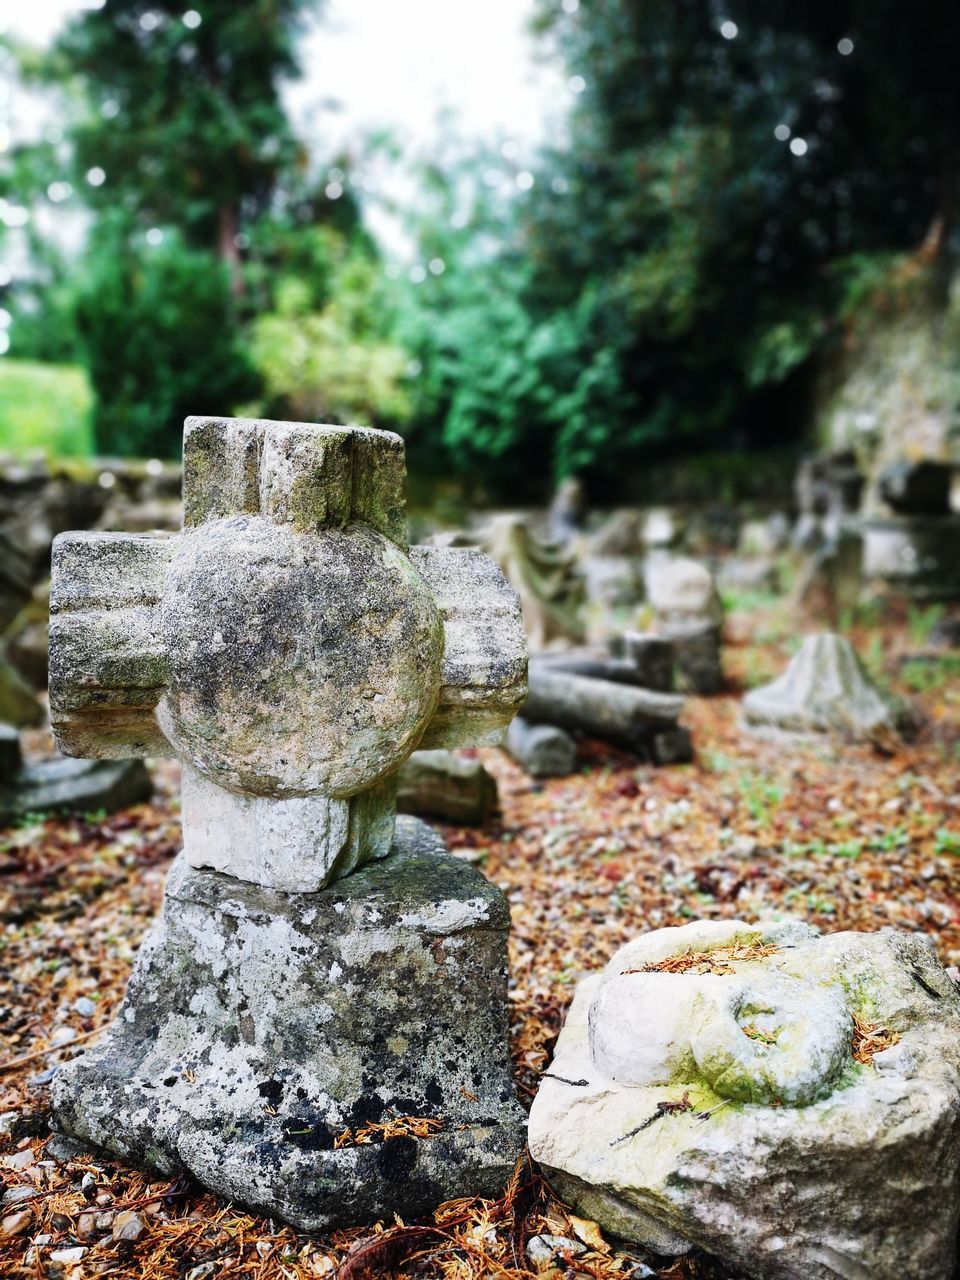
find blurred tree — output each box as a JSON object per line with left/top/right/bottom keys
{"left": 76, "top": 216, "right": 259, "bottom": 456}
{"left": 246, "top": 217, "right": 413, "bottom": 427}
{"left": 18, "top": 0, "right": 323, "bottom": 454}
{"left": 530, "top": 0, "right": 960, "bottom": 474}
{"left": 48, "top": 0, "right": 313, "bottom": 291}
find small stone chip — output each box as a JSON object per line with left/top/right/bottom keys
{"left": 112, "top": 1210, "right": 148, "bottom": 1243}
{"left": 526, "top": 1233, "right": 586, "bottom": 1269}
{"left": 0, "top": 1209, "right": 33, "bottom": 1238}
{"left": 50, "top": 1246, "right": 87, "bottom": 1263}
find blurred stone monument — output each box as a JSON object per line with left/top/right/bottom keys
{"left": 647, "top": 557, "right": 724, "bottom": 694}
{"left": 49, "top": 417, "right": 527, "bottom": 1229}
{"left": 860, "top": 458, "right": 960, "bottom": 600}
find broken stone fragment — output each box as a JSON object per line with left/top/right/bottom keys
{"left": 396, "top": 749, "right": 497, "bottom": 825}
{"left": 529, "top": 917, "right": 960, "bottom": 1279}
{"left": 504, "top": 716, "right": 577, "bottom": 778}
{"left": 0, "top": 735, "right": 151, "bottom": 825}
{"left": 646, "top": 558, "right": 724, "bottom": 693}
{"left": 743, "top": 632, "right": 918, "bottom": 746}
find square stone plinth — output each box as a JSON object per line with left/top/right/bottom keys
{"left": 51, "top": 818, "right": 524, "bottom": 1230}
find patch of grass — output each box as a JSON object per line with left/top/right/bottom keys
{"left": 908, "top": 603, "right": 946, "bottom": 646}
{"left": 0, "top": 358, "right": 94, "bottom": 457}
{"left": 935, "top": 827, "right": 960, "bottom": 856}
{"left": 900, "top": 654, "right": 960, "bottom": 695}
{"left": 737, "top": 770, "right": 785, "bottom": 826}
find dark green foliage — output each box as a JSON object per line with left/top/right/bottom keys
{"left": 76, "top": 222, "right": 259, "bottom": 456}
{"left": 402, "top": 0, "right": 960, "bottom": 491}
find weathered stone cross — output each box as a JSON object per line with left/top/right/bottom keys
{"left": 48, "top": 418, "right": 527, "bottom": 1230}
{"left": 49, "top": 416, "right": 526, "bottom": 891}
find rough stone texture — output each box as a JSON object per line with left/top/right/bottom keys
{"left": 646, "top": 558, "right": 724, "bottom": 694}
{"left": 410, "top": 546, "right": 527, "bottom": 750}
{"left": 743, "top": 633, "right": 918, "bottom": 747}
{"left": 396, "top": 749, "right": 497, "bottom": 825}
{"left": 860, "top": 515, "right": 960, "bottom": 601}
{"left": 159, "top": 517, "right": 444, "bottom": 799}
{"left": 877, "top": 459, "right": 952, "bottom": 515}
{"left": 0, "top": 723, "right": 151, "bottom": 823}
{"left": 52, "top": 818, "right": 525, "bottom": 1232}
{"left": 504, "top": 717, "right": 577, "bottom": 778}
{"left": 48, "top": 418, "right": 526, "bottom": 891}
{"left": 181, "top": 765, "right": 396, "bottom": 892}
{"left": 529, "top": 917, "right": 960, "bottom": 1280}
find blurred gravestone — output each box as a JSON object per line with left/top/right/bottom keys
{"left": 646, "top": 557, "right": 724, "bottom": 694}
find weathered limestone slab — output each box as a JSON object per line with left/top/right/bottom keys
{"left": 52, "top": 819, "right": 524, "bottom": 1232}
{"left": 744, "top": 633, "right": 918, "bottom": 747}
{"left": 529, "top": 918, "right": 960, "bottom": 1279}
{"left": 49, "top": 419, "right": 526, "bottom": 891}
{"left": 396, "top": 749, "right": 497, "bottom": 825}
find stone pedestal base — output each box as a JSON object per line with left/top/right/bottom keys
{"left": 51, "top": 817, "right": 524, "bottom": 1231}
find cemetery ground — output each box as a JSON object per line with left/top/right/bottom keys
{"left": 1, "top": 596, "right": 959, "bottom": 1280}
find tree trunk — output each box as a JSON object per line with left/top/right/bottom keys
{"left": 217, "top": 203, "right": 244, "bottom": 298}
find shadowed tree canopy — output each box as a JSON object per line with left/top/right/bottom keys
{"left": 402, "top": 0, "right": 960, "bottom": 494}
{"left": 50, "top": 0, "right": 312, "bottom": 275}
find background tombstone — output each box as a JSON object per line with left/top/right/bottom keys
{"left": 48, "top": 416, "right": 527, "bottom": 1230}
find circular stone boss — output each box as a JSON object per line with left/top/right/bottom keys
{"left": 158, "top": 516, "right": 444, "bottom": 799}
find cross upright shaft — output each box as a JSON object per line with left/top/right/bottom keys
{"left": 49, "top": 417, "right": 526, "bottom": 890}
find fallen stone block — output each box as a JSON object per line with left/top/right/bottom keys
{"left": 524, "top": 665, "right": 686, "bottom": 757}
{"left": 396, "top": 749, "right": 497, "bottom": 825}
{"left": 504, "top": 716, "right": 577, "bottom": 778}
{"left": 0, "top": 724, "right": 152, "bottom": 823}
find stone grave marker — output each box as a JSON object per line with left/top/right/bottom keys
{"left": 48, "top": 417, "right": 527, "bottom": 1229}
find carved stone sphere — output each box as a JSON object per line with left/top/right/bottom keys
{"left": 158, "top": 516, "right": 444, "bottom": 799}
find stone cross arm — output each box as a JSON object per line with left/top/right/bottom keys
{"left": 48, "top": 418, "right": 526, "bottom": 891}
